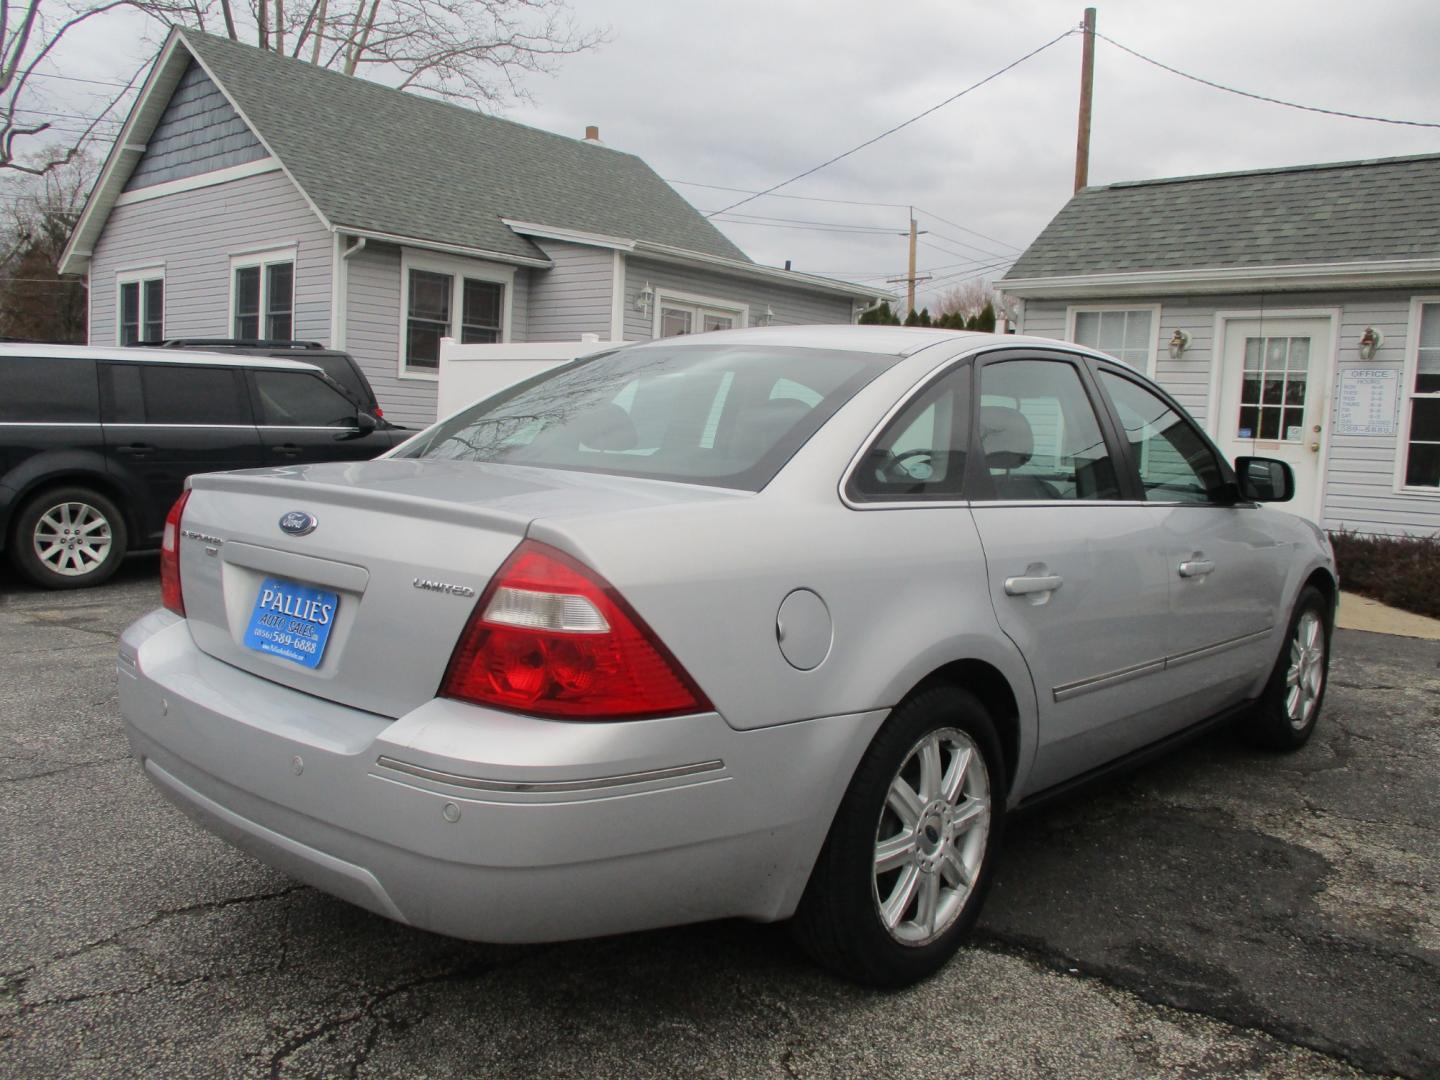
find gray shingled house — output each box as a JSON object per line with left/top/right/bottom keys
{"left": 60, "top": 28, "right": 884, "bottom": 425}
{"left": 1001, "top": 154, "right": 1440, "bottom": 535}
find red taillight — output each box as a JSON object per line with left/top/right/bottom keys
{"left": 373, "top": 406, "right": 384, "bottom": 418}
{"left": 160, "top": 490, "right": 191, "bottom": 616}
{"left": 439, "top": 540, "right": 711, "bottom": 720}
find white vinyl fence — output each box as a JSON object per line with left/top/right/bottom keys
{"left": 436, "top": 335, "right": 622, "bottom": 418}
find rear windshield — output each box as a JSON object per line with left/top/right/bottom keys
{"left": 396, "top": 344, "right": 899, "bottom": 490}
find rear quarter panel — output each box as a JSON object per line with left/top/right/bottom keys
{"left": 526, "top": 341, "right": 1041, "bottom": 796}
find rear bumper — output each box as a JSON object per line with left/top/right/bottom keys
{"left": 119, "top": 610, "right": 884, "bottom": 943}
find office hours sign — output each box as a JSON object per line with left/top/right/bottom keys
{"left": 1335, "top": 368, "right": 1399, "bottom": 436}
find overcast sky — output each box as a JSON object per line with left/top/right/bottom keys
{"left": 44, "top": 0, "right": 1440, "bottom": 310}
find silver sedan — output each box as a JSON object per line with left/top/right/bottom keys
{"left": 119, "top": 326, "right": 1335, "bottom": 986}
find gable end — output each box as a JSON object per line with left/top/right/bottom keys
{"left": 124, "top": 60, "right": 266, "bottom": 191}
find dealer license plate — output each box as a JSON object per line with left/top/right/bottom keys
{"left": 243, "top": 577, "right": 339, "bottom": 669}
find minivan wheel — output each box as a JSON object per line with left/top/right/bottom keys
{"left": 1240, "top": 584, "right": 1331, "bottom": 751}
{"left": 792, "top": 685, "right": 1004, "bottom": 987}
{"left": 10, "top": 487, "right": 128, "bottom": 589}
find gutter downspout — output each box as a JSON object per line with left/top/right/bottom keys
{"left": 333, "top": 235, "right": 367, "bottom": 350}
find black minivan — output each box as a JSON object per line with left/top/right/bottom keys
{"left": 1, "top": 344, "right": 411, "bottom": 589}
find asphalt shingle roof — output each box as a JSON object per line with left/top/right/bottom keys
{"left": 1003, "top": 154, "right": 1440, "bottom": 280}
{"left": 181, "top": 30, "right": 749, "bottom": 263}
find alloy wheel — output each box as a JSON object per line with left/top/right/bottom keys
{"left": 32, "top": 501, "right": 113, "bottom": 577}
{"left": 1285, "top": 609, "right": 1326, "bottom": 729}
{"left": 872, "top": 727, "right": 991, "bottom": 946}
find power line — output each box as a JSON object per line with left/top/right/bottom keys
{"left": 710, "top": 216, "right": 900, "bottom": 236}
{"left": 705, "top": 27, "right": 1077, "bottom": 217}
{"left": 911, "top": 207, "right": 1023, "bottom": 252}
{"left": 709, "top": 209, "right": 898, "bottom": 233}
{"left": 1097, "top": 31, "right": 1440, "bottom": 129}
{"left": 24, "top": 69, "right": 140, "bottom": 90}
{"left": 920, "top": 232, "right": 1015, "bottom": 262}
{"left": 668, "top": 178, "right": 912, "bottom": 211}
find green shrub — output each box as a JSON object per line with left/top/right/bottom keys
{"left": 1328, "top": 529, "right": 1440, "bottom": 619}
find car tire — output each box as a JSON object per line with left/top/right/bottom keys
{"left": 9, "top": 486, "right": 128, "bottom": 589}
{"left": 791, "top": 684, "right": 1005, "bottom": 987}
{"left": 1239, "top": 584, "right": 1331, "bottom": 751}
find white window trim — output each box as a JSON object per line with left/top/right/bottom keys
{"left": 398, "top": 248, "right": 515, "bottom": 381}
{"left": 115, "top": 265, "right": 165, "bottom": 346}
{"left": 1064, "top": 303, "right": 1161, "bottom": 375}
{"left": 229, "top": 246, "right": 297, "bottom": 341}
{"left": 1394, "top": 294, "right": 1440, "bottom": 496}
{"left": 652, "top": 288, "right": 748, "bottom": 339}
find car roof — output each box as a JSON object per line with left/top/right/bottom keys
{"left": 0, "top": 342, "right": 323, "bottom": 373}
{"left": 623, "top": 325, "right": 1095, "bottom": 358}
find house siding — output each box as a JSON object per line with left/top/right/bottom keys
{"left": 622, "top": 258, "right": 854, "bottom": 340}
{"left": 89, "top": 169, "right": 330, "bottom": 346}
{"left": 343, "top": 241, "right": 533, "bottom": 426}
{"left": 125, "top": 62, "right": 267, "bottom": 190}
{"left": 1019, "top": 291, "right": 1440, "bottom": 535}
{"left": 525, "top": 240, "right": 615, "bottom": 341}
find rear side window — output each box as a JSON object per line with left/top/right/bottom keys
{"left": 304, "top": 355, "right": 371, "bottom": 407}
{"left": 116, "top": 364, "right": 249, "bottom": 425}
{"left": 253, "top": 370, "right": 358, "bottom": 426}
{"left": 849, "top": 365, "right": 970, "bottom": 501}
{"left": 398, "top": 345, "right": 900, "bottom": 490}
{"left": 0, "top": 356, "right": 98, "bottom": 422}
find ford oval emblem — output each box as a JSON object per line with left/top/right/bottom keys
{"left": 279, "top": 511, "right": 318, "bottom": 537}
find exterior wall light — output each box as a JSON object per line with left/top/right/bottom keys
{"left": 756, "top": 305, "right": 775, "bottom": 327}
{"left": 1358, "top": 326, "right": 1383, "bottom": 361}
{"left": 1168, "top": 328, "right": 1191, "bottom": 359}
{"left": 634, "top": 282, "right": 654, "bottom": 315}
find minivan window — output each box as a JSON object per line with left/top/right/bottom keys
{"left": 139, "top": 365, "right": 247, "bottom": 425}
{"left": 253, "top": 370, "right": 357, "bottom": 427}
{"left": 0, "top": 356, "right": 98, "bottom": 422}
{"left": 398, "top": 345, "right": 900, "bottom": 490}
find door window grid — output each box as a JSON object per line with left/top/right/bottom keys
{"left": 1072, "top": 309, "right": 1153, "bottom": 370}
{"left": 1237, "top": 336, "right": 1309, "bottom": 443}
{"left": 1404, "top": 302, "right": 1440, "bottom": 487}
{"left": 658, "top": 301, "right": 739, "bottom": 338}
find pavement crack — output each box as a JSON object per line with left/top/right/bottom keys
{"left": 0, "top": 756, "right": 130, "bottom": 784}
{"left": 266, "top": 958, "right": 511, "bottom": 1079}
{"left": 969, "top": 931, "right": 1403, "bottom": 1079}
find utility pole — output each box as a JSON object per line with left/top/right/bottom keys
{"left": 1074, "top": 7, "right": 1096, "bottom": 194}
{"left": 887, "top": 208, "right": 931, "bottom": 317}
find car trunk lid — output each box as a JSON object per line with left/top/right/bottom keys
{"left": 176, "top": 459, "right": 738, "bottom": 718}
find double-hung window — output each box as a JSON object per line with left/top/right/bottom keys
{"left": 1069, "top": 306, "right": 1158, "bottom": 373}
{"left": 1401, "top": 300, "right": 1440, "bottom": 490}
{"left": 117, "top": 271, "right": 163, "bottom": 345}
{"left": 231, "top": 250, "right": 295, "bottom": 340}
{"left": 401, "top": 255, "right": 510, "bottom": 376}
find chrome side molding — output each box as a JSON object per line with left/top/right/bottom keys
{"left": 374, "top": 755, "right": 725, "bottom": 794}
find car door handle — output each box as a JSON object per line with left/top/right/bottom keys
{"left": 1004, "top": 574, "right": 1064, "bottom": 596}
{"left": 1178, "top": 559, "right": 1216, "bottom": 578}
{"left": 114, "top": 443, "right": 156, "bottom": 456}
{"left": 270, "top": 443, "right": 303, "bottom": 456}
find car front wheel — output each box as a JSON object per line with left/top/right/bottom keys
{"left": 792, "top": 684, "right": 1004, "bottom": 987}
{"left": 10, "top": 487, "right": 128, "bottom": 589}
{"left": 1241, "top": 583, "right": 1331, "bottom": 750}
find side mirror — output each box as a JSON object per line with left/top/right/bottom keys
{"left": 354, "top": 411, "right": 378, "bottom": 434}
{"left": 1235, "top": 456, "right": 1294, "bottom": 502}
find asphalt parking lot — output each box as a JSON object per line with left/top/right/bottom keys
{"left": 1, "top": 559, "right": 1436, "bottom": 1079}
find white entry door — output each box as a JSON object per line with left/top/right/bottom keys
{"left": 1215, "top": 316, "right": 1335, "bottom": 519}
